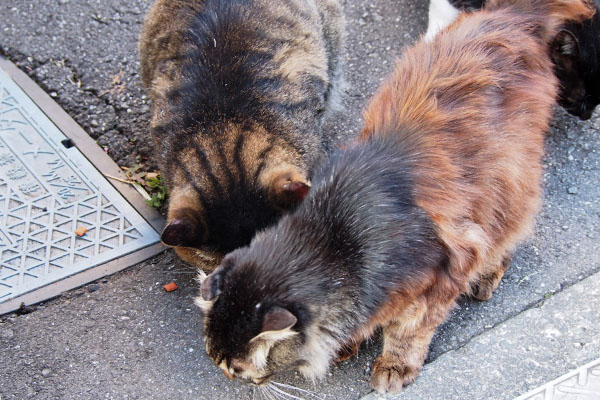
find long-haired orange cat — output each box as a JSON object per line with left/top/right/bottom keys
{"left": 198, "top": 0, "right": 594, "bottom": 394}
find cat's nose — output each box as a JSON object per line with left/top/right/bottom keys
{"left": 252, "top": 377, "right": 267, "bottom": 385}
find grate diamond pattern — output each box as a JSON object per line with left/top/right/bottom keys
{"left": 0, "top": 67, "right": 159, "bottom": 303}
{"left": 514, "top": 359, "right": 600, "bottom": 400}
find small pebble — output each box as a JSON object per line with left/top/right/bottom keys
{"left": 568, "top": 186, "right": 578, "bottom": 194}
{"left": 87, "top": 283, "right": 100, "bottom": 293}
{"left": 82, "top": 320, "right": 95, "bottom": 328}
{"left": 1, "top": 328, "right": 15, "bottom": 339}
{"left": 41, "top": 368, "right": 52, "bottom": 377}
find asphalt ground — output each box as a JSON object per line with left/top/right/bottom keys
{"left": 1, "top": 0, "right": 599, "bottom": 399}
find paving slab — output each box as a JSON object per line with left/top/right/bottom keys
{"left": 361, "top": 270, "right": 600, "bottom": 400}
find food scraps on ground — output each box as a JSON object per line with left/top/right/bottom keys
{"left": 74, "top": 226, "right": 88, "bottom": 237}
{"left": 163, "top": 282, "right": 178, "bottom": 292}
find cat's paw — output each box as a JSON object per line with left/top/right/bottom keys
{"left": 469, "top": 270, "right": 505, "bottom": 301}
{"left": 333, "top": 342, "right": 360, "bottom": 363}
{"left": 470, "top": 259, "right": 509, "bottom": 301}
{"left": 469, "top": 279, "right": 495, "bottom": 301}
{"left": 369, "top": 355, "right": 420, "bottom": 394}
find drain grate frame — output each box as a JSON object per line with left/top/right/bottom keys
{"left": 0, "top": 57, "right": 164, "bottom": 314}
{"left": 513, "top": 358, "right": 600, "bottom": 400}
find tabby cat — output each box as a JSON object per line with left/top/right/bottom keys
{"left": 197, "top": 0, "right": 594, "bottom": 394}
{"left": 139, "top": 0, "right": 344, "bottom": 263}
{"left": 426, "top": 0, "right": 600, "bottom": 119}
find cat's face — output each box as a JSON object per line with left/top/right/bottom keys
{"left": 552, "top": 15, "right": 600, "bottom": 120}
{"left": 160, "top": 159, "right": 310, "bottom": 258}
{"left": 196, "top": 254, "right": 306, "bottom": 384}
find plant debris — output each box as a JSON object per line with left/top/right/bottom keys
{"left": 105, "top": 163, "right": 168, "bottom": 209}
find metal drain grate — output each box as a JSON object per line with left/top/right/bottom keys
{"left": 514, "top": 358, "right": 600, "bottom": 400}
{"left": 0, "top": 65, "right": 161, "bottom": 309}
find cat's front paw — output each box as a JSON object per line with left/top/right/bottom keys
{"left": 469, "top": 280, "right": 495, "bottom": 301}
{"left": 369, "top": 355, "right": 420, "bottom": 394}
{"left": 333, "top": 341, "right": 361, "bottom": 363}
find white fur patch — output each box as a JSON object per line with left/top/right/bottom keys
{"left": 297, "top": 325, "right": 340, "bottom": 383}
{"left": 196, "top": 269, "right": 208, "bottom": 283}
{"left": 425, "top": 0, "right": 461, "bottom": 41}
{"left": 251, "top": 327, "right": 299, "bottom": 344}
{"left": 194, "top": 271, "right": 214, "bottom": 313}
{"left": 251, "top": 341, "right": 272, "bottom": 371}
{"left": 249, "top": 328, "right": 299, "bottom": 371}
{"left": 194, "top": 296, "right": 214, "bottom": 313}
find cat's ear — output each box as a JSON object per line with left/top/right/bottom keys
{"left": 196, "top": 256, "right": 237, "bottom": 312}
{"left": 200, "top": 268, "right": 225, "bottom": 301}
{"left": 194, "top": 270, "right": 213, "bottom": 312}
{"left": 251, "top": 306, "right": 298, "bottom": 343}
{"left": 161, "top": 207, "right": 206, "bottom": 247}
{"left": 552, "top": 30, "right": 579, "bottom": 66}
{"left": 198, "top": 254, "right": 237, "bottom": 302}
{"left": 261, "top": 306, "right": 297, "bottom": 332}
{"left": 196, "top": 270, "right": 223, "bottom": 313}
{"left": 262, "top": 165, "right": 311, "bottom": 210}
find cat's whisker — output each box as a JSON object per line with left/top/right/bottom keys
{"left": 166, "top": 271, "right": 199, "bottom": 275}
{"left": 262, "top": 387, "right": 273, "bottom": 400}
{"left": 256, "top": 386, "right": 265, "bottom": 400}
{"left": 262, "top": 385, "right": 281, "bottom": 400}
{"left": 259, "top": 386, "right": 270, "bottom": 400}
{"left": 258, "top": 387, "right": 267, "bottom": 400}
{"left": 267, "top": 383, "right": 307, "bottom": 400}
{"left": 265, "top": 386, "right": 290, "bottom": 400}
{"left": 271, "top": 382, "right": 324, "bottom": 399}
{"left": 265, "top": 384, "right": 286, "bottom": 400}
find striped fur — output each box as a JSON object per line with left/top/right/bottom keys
{"left": 139, "top": 0, "right": 344, "bottom": 261}
{"left": 197, "top": 0, "right": 594, "bottom": 394}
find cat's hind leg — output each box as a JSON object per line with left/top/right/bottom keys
{"left": 469, "top": 256, "right": 510, "bottom": 301}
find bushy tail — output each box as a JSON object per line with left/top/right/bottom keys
{"left": 486, "top": 0, "right": 595, "bottom": 43}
